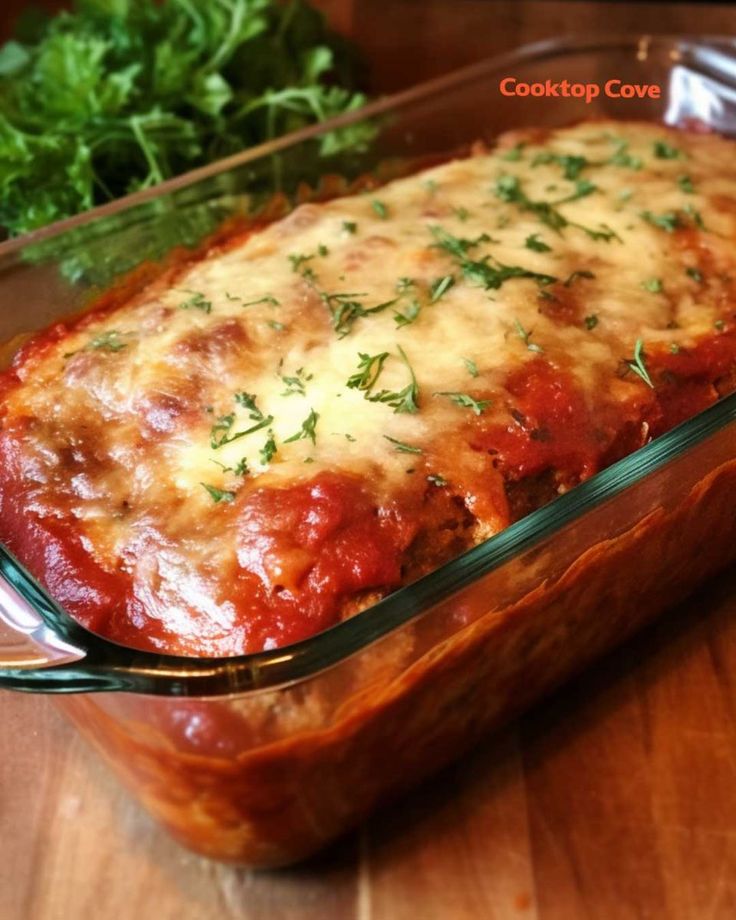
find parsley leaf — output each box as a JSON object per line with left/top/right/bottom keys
{"left": 371, "top": 199, "right": 389, "bottom": 219}
{"left": 347, "top": 351, "right": 389, "bottom": 392}
{"left": 366, "top": 345, "right": 420, "bottom": 414}
{"left": 429, "top": 274, "right": 455, "bottom": 303}
{"left": 525, "top": 233, "right": 552, "bottom": 253}
{"left": 626, "top": 339, "right": 654, "bottom": 388}
{"left": 640, "top": 210, "right": 681, "bottom": 232}
{"left": 641, "top": 278, "right": 663, "bottom": 293}
{"left": 654, "top": 140, "right": 685, "bottom": 160}
{"left": 384, "top": 435, "right": 423, "bottom": 454}
{"left": 179, "top": 290, "right": 212, "bottom": 314}
{"left": 462, "top": 357, "right": 479, "bottom": 377}
{"left": 284, "top": 408, "right": 319, "bottom": 445}
{"left": 0, "top": 1, "right": 373, "bottom": 236}
{"left": 435, "top": 391, "right": 492, "bottom": 415}
{"left": 201, "top": 483, "right": 237, "bottom": 504}
{"left": 515, "top": 319, "right": 544, "bottom": 354}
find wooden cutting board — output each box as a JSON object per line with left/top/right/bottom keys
{"left": 2, "top": 3, "right": 736, "bottom": 918}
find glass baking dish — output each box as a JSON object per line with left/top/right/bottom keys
{"left": 2, "top": 33, "right": 736, "bottom": 867}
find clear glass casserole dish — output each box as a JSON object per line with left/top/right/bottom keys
{"left": 2, "top": 33, "right": 736, "bottom": 866}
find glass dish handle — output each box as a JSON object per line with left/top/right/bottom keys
{"left": 0, "top": 573, "right": 86, "bottom": 669}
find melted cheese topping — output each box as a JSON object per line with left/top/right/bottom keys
{"left": 4, "top": 120, "right": 736, "bottom": 654}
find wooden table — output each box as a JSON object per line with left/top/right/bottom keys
{"left": 2, "top": 3, "right": 736, "bottom": 918}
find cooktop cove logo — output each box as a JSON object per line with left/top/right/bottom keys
{"left": 499, "top": 77, "right": 662, "bottom": 104}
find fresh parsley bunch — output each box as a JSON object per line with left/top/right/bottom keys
{"left": 0, "top": 0, "right": 371, "bottom": 236}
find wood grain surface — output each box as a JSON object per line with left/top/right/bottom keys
{"left": 2, "top": 2, "right": 736, "bottom": 919}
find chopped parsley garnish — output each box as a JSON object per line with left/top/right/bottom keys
{"left": 267, "top": 320, "right": 285, "bottom": 331}
{"left": 280, "top": 367, "right": 312, "bottom": 397}
{"left": 462, "top": 357, "right": 479, "bottom": 377}
{"left": 211, "top": 393, "right": 273, "bottom": 449}
{"left": 427, "top": 473, "right": 448, "bottom": 486}
{"left": 179, "top": 290, "right": 212, "bottom": 314}
{"left": 240, "top": 294, "right": 280, "bottom": 307}
{"left": 383, "top": 435, "right": 423, "bottom": 454}
{"left": 366, "top": 345, "right": 420, "bottom": 414}
{"left": 289, "top": 251, "right": 318, "bottom": 275}
{"left": 584, "top": 314, "right": 599, "bottom": 331}
{"left": 494, "top": 175, "right": 619, "bottom": 242}
{"left": 607, "top": 140, "right": 642, "bottom": 170}
{"left": 501, "top": 142, "right": 526, "bottom": 162}
{"left": 347, "top": 351, "right": 389, "bottom": 393}
{"left": 233, "top": 457, "right": 250, "bottom": 477}
{"left": 453, "top": 206, "right": 471, "bottom": 221}
{"left": 394, "top": 299, "right": 422, "bottom": 327}
{"left": 342, "top": 220, "right": 358, "bottom": 235}
{"left": 317, "top": 244, "right": 329, "bottom": 257}
{"left": 284, "top": 408, "right": 319, "bottom": 445}
{"left": 532, "top": 151, "right": 588, "bottom": 180}
{"left": 422, "top": 179, "right": 439, "bottom": 193}
{"left": 683, "top": 203, "right": 706, "bottom": 230}
{"left": 564, "top": 269, "right": 596, "bottom": 287}
{"left": 515, "top": 319, "right": 544, "bottom": 354}
{"left": 670, "top": 343, "right": 681, "bottom": 354}
{"left": 641, "top": 278, "right": 663, "bottom": 293}
{"left": 654, "top": 140, "right": 685, "bottom": 160}
{"left": 640, "top": 210, "right": 681, "bottom": 232}
{"left": 525, "top": 233, "right": 552, "bottom": 253}
{"left": 87, "top": 330, "right": 129, "bottom": 352}
{"left": 686, "top": 266, "right": 703, "bottom": 283}
{"left": 678, "top": 174, "right": 695, "bottom": 194}
{"left": 371, "top": 199, "right": 389, "bottom": 219}
{"left": 259, "top": 432, "right": 277, "bottom": 465}
{"left": 715, "top": 319, "right": 726, "bottom": 332}
{"left": 201, "top": 483, "right": 237, "bottom": 504}
{"left": 430, "top": 225, "right": 557, "bottom": 290}
{"left": 435, "top": 391, "right": 492, "bottom": 415}
{"left": 321, "top": 290, "right": 396, "bottom": 338}
{"left": 429, "top": 274, "right": 455, "bottom": 303}
{"left": 396, "top": 277, "right": 414, "bottom": 293}
{"left": 554, "top": 178, "right": 597, "bottom": 204}
{"left": 626, "top": 339, "right": 654, "bottom": 388}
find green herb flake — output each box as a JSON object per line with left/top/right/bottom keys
{"left": 280, "top": 367, "right": 312, "bottom": 397}
{"left": 564, "top": 270, "right": 596, "bottom": 287}
{"left": 678, "top": 174, "right": 695, "bottom": 194}
{"left": 394, "top": 299, "right": 422, "bottom": 327}
{"left": 233, "top": 457, "right": 249, "bottom": 477}
{"left": 179, "top": 290, "right": 212, "bottom": 314}
{"left": 684, "top": 203, "right": 706, "bottom": 230}
{"left": 640, "top": 210, "right": 681, "bottom": 233}
{"left": 240, "top": 294, "right": 280, "bottom": 308}
{"left": 515, "top": 319, "right": 544, "bottom": 354}
{"left": 654, "top": 140, "right": 685, "bottom": 160}
{"left": 715, "top": 319, "right": 726, "bottom": 332}
{"left": 427, "top": 473, "right": 448, "bottom": 486}
{"left": 525, "top": 233, "right": 552, "bottom": 253}
{"left": 584, "top": 314, "right": 599, "bottom": 331}
{"left": 501, "top": 142, "right": 526, "bottom": 162}
{"left": 686, "top": 266, "right": 703, "bottom": 283}
{"left": 259, "top": 432, "right": 277, "bottom": 465}
{"left": 626, "top": 339, "right": 654, "bottom": 388}
{"left": 284, "top": 408, "right": 319, "bottom": 445}
{"left": 429, "top": 274, "right": 455, "bottom": 303}
{"left": 670, "top": 343, "right": 681, "bottom": 354}
{"left": 366, "top": 345, "right": 420, "bottom": 414}
{"left": 435, "top": 391, "right": 492, "bottom": 415}
{"left": 371, "top": 199, "right": 389, "bottom": 219}
{"left": 347, "top": 351, "right": 389, "bottom": 393}
{"left": 267, "top": 320, "right": 285, "bottom": 332}
{"left": 342, "top": 220, "right": 358, "bottom": 235}
{"left": 201, "top": 483, "right": 237, "bottom": 504}
{"left": 607, "top": 140, "right": 643, "bottom": 171}
{"left": 322, "top": 290, "right": 396, "bottom": 338}
{"left": 641, "top": 278, "right": 663, "bottom": 293}
{"left": 87, "top": 330, "right": 129, "bottom": 352}
{"left": 462, "top": 357, "right": 479, "bottom": 377}
{"left": 453, "top": 206, "right": 470, "bottom": 221}
{"left": 383, "top": 435, "right": 423, "bottom": 454}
